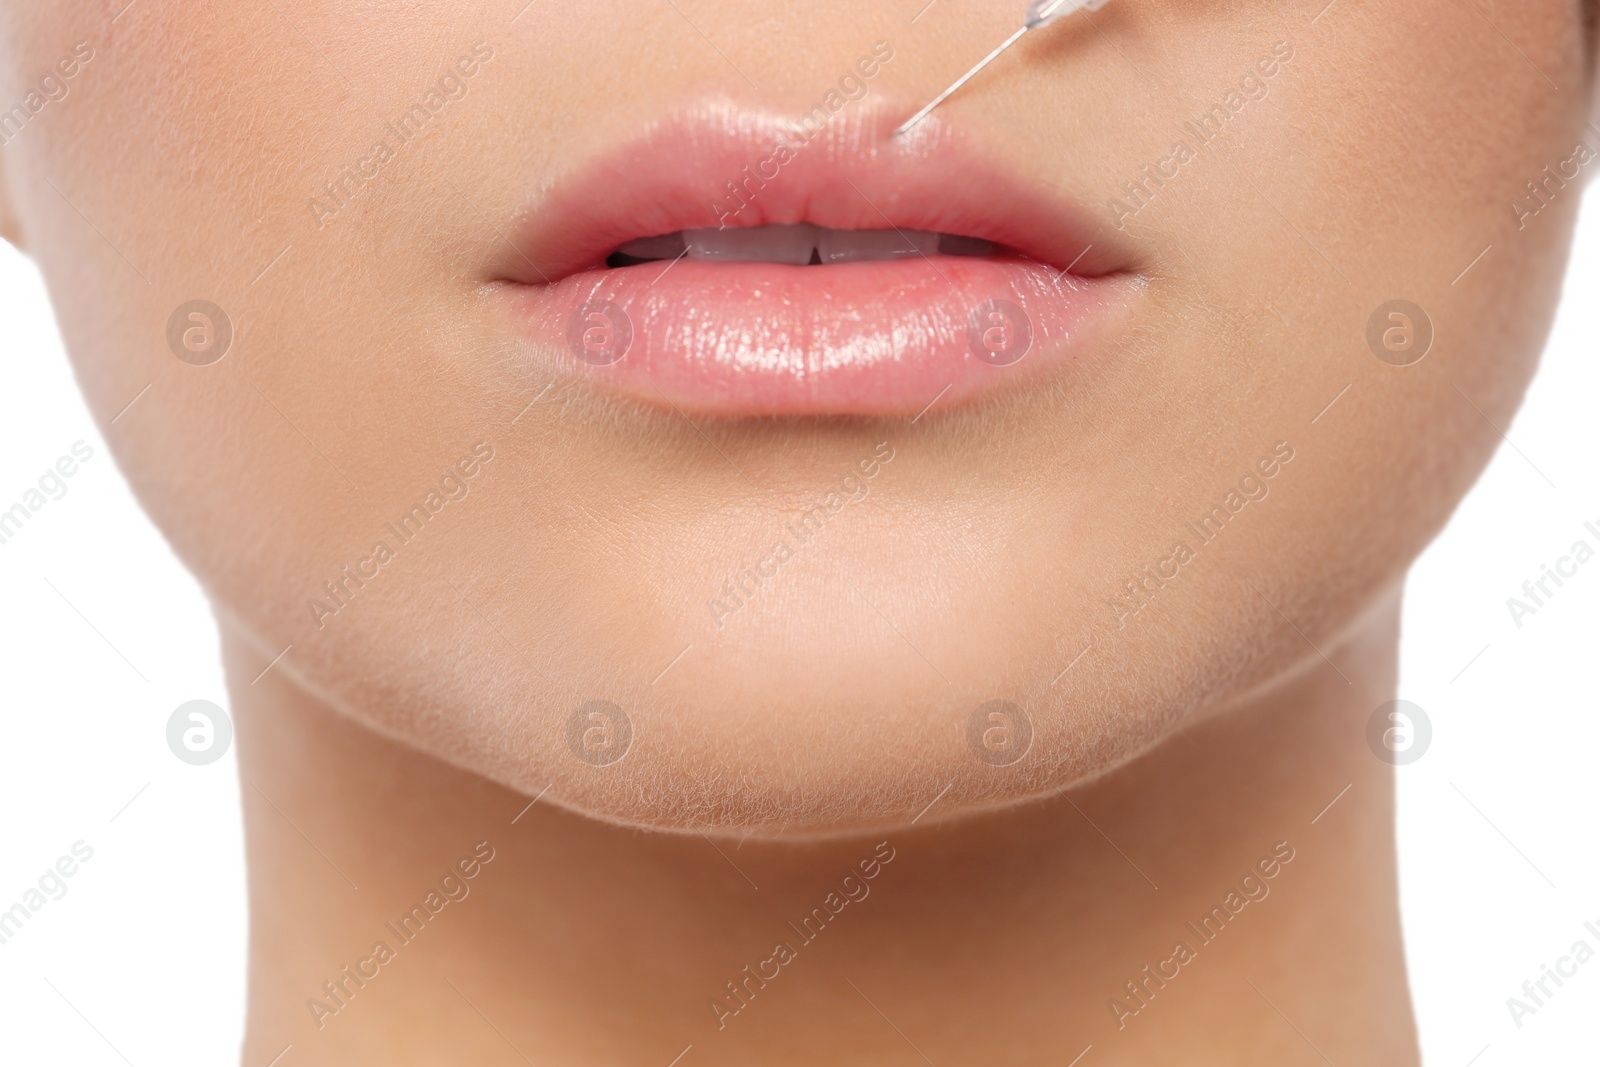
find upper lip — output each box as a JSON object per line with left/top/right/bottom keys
{"left": 489, "top": 99, "right": 1136, "bottom": 286}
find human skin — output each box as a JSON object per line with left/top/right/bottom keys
{"left": 0, "top": 0, "right": 1595, "bottom": 1063}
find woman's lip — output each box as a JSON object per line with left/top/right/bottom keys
{"left": 488, "top": 101, "right": 1141, "bottom": 417}
{"left": 506, "top": 257, "right": 1132, "bottom": 416}
{"left": 494, "top": 102, "right": 1129, "bottom": 283}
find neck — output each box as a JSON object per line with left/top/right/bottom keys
{"left": 234, "top": 594, "right": 1417, "bottom": 1066}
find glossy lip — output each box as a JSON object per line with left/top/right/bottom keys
{"left": 488, "top": 101, "right": 1142, "bottom": 417}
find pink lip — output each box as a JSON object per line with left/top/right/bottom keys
{"left": 489, "top": 102, "right": 1141, "bottom": 417}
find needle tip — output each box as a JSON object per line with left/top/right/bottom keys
{"left": 891, "top": 112, "right": 928, "bottom": 138}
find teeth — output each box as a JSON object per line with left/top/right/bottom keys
{"left": 612, "top": 226, "right": 997, "bottom": 265}
{"left": 614, "top": 233, "right": 687, "bottom": 259}
{"left": 684, "top": 223, "right": 819, "bottom": 265}
{"left": 818, "top": 228, "right": 939, "bottom": 263}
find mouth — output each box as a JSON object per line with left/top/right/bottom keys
{"left": 604, "top": 225, "right": 999, "bottom": 268}
{"left": 488, "top": 102, "right": 1141, "bottom": 418}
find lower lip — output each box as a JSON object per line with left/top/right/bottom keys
{"left": 502, "top": 256, "right": 1128, "bottom": 417}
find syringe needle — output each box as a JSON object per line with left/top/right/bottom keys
{"left": 893, "top": 24, "right": 1030, "bottom": 137}
{"left": 892, "top": 0, "right": 1109, "bottom": 137}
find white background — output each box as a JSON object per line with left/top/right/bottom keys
{"left": 0, "top": 197, "right": 1596, "bottom": 1064}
